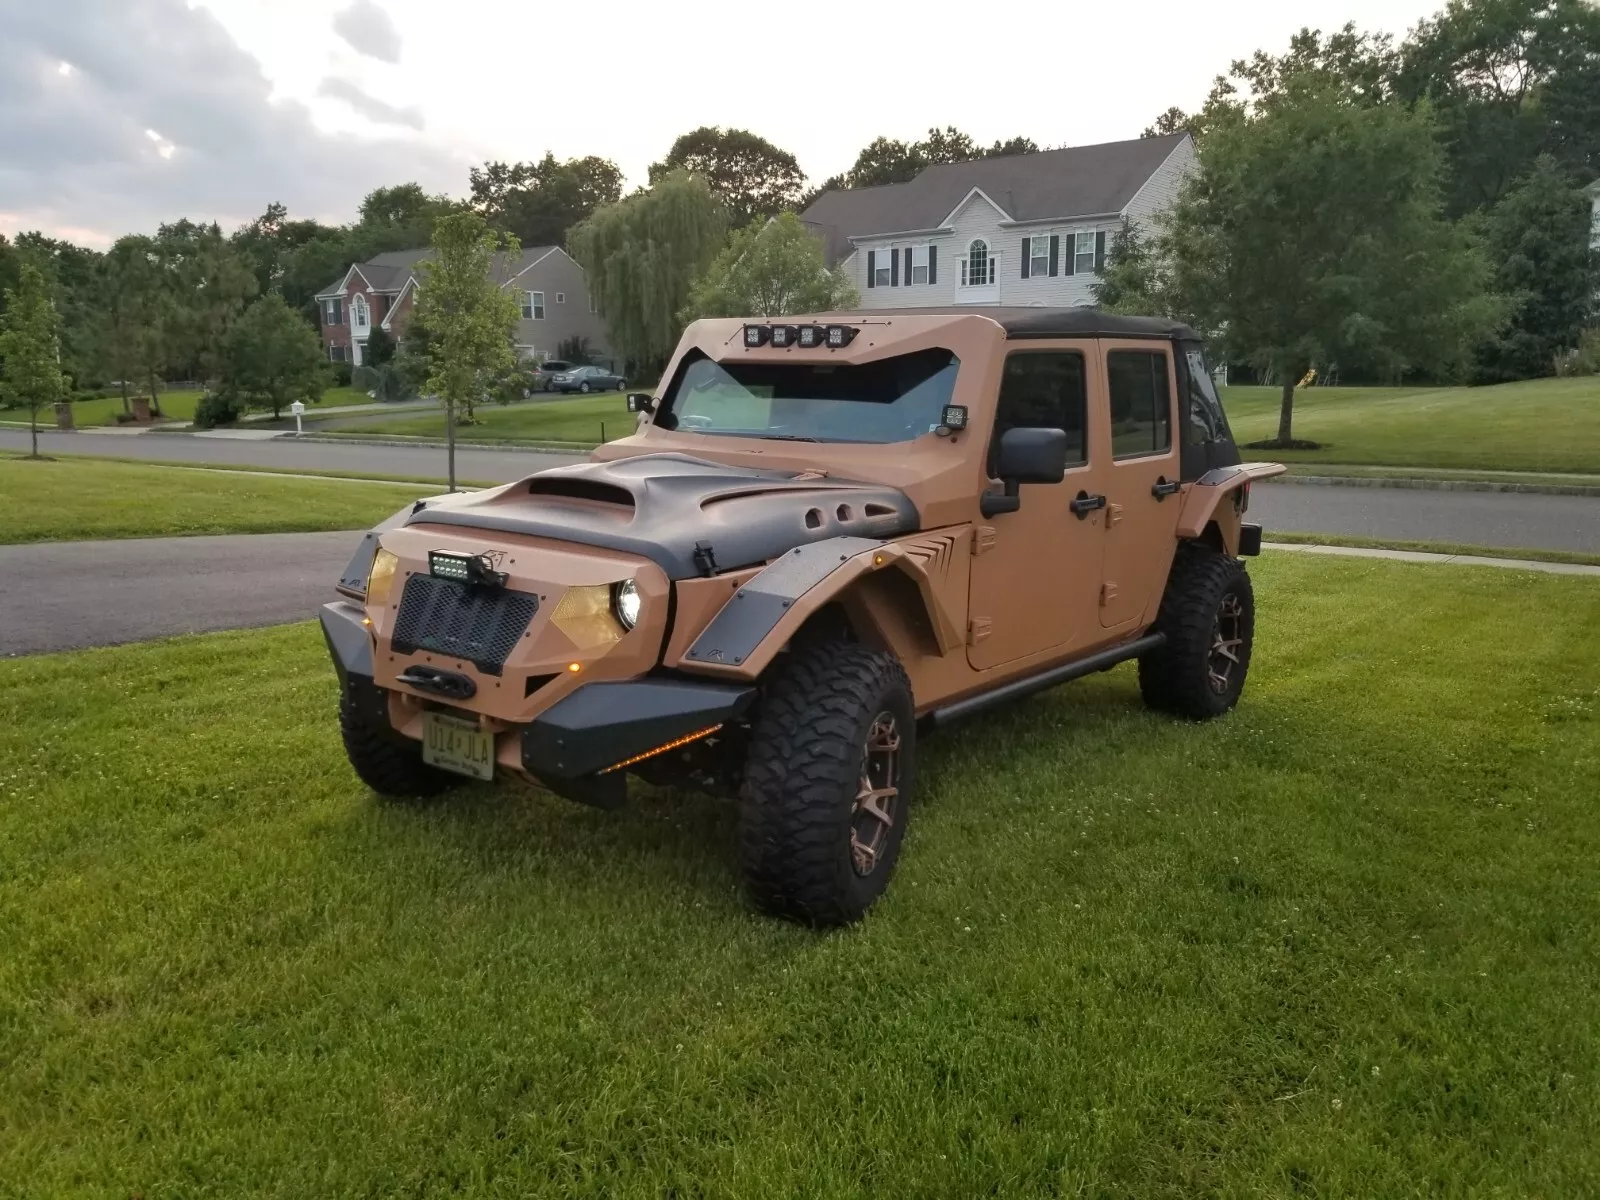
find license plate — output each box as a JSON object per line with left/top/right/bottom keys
{"left": 422, "top": 711, "right": 495, "bottom": 781}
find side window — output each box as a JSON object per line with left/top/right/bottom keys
{"left": 1181, "top": 345, "right": 1230, "bottom": 444}
{"left": 989, "top": 352, "right": 1088, "bottom": 475}
{"left": 1107, "top": 350, "right": 1172, "bottom": 459}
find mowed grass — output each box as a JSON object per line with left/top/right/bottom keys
{"left": 322, "top": 392, "right": 630, "bottom": 444}
{"left": 0, "top": 386, "right": 376, "bottom": 428}
{"left": 3, "top": 555, "right": 1599, "bottom": 1196}
{"left": 0, "top": 457, "right": 429, "bottom": 543}
{"left": 1222, "top": 376, "right": 1600, "bottom": 474}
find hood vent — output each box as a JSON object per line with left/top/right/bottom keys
{"left": 525, "top": 478, "right": 636, "bottom": 509}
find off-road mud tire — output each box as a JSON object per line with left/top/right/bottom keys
{"left": 738, "top": 643, "right": 916, "bottom": 927}
{"left": 1138, "top": 542, "right": 1255, "bottom": 720}
{"left": 339, "top": 680, "right": 462, "bottom": 800}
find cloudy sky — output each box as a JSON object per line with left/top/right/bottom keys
{"left": 2, "top": 0, "right": 1447, "bottom": 248}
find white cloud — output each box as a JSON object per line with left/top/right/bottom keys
{"left": 0, "top": 0, "right": 464, "bottom": 242}
{"left": 317, "top": 77, "right": 424, "bottom": 130}
{"left": 331, "top": 0, "right": 402, "bottom": 64}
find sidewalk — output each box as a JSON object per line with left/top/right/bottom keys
{"left": 1263, "top": 541, "right": 1600, "bottom": 577}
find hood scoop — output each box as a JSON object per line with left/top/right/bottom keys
{"left": 406, "top": 453, "right": 919, "bottom": 579}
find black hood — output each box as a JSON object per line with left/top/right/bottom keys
{"left": 404, "top": 453, "right": 919, "bottom": 579}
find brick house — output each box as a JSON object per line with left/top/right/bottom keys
{"left": 315, "top": 246, "right": 610, "bottom": 367}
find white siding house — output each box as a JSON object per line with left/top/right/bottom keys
{"left": 802, "top": 134, "right": 1195, "bottom": 310}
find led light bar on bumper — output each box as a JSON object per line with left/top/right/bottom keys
{"left": 429, "top": 550, "right": 508, "bottom": 588}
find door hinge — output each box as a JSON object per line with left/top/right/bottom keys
{"left": 1106, "top": 502, "right": 1125, "bottom": 528}
{"left": 1100, "top": 582, "right": 1119, "bottom": 607}
{"left": 971, "top": 526, "right": 997, "bottom": 556}
{"left": 967, "top": 617, "right": 992, "bottom": 645}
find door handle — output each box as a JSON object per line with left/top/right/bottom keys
{"left": 1151, "top": 477, "right": 1182, "bottom": 500}
{"left": 1070, "top": 491, "right": 1108, "bottom": 519}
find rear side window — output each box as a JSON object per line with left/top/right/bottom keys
{"left": 1181, "top": 345, "right": 1231, "bottom": 444}
{"left": 990, "top": 352, "right": 1088, "bottom": 474}
{"left": 1108, "top": 350, "right": 1173, "bottom": 459}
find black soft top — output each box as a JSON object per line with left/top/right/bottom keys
{"left": 856, "top": 306, "right": 1200, "bottom": 342}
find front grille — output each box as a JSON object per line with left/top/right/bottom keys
{"left": 391, "top": 575, "right": 538, "bottom": 676}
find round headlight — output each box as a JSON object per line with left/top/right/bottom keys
{"left": 613, "top": 579, "right": 642, "bottom": 631}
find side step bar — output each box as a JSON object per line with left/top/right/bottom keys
{"left": 926, "top": 634, "right": 1165, "bottom": 727}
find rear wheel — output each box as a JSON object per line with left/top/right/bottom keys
{"left": 738, "top": 643, "right": 915, "bottom": 926}
{"left": 339, "top": 679, "right": 462, "bottom": 799}
{"left": 1138, "top": 542, "right": 1255, "bottom": 720}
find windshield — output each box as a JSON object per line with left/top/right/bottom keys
{"left": 655, "top": 348, "right": 960, "bottom": 444}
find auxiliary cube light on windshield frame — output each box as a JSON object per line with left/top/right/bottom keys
{"left": 429, "top": 550, "right": 508, "bottom": 588}
{"left": 744, "top": 323, "right": 858, "bottom": 350}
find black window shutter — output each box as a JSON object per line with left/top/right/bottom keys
{"left": 1049, "top": 235, "right": 1059, "bottom": 276}
{"left": 928, "top": 245, "right": 937, "bottom": 285}
{"left": 905, "top": 246, "right": 914, "bottom": 284}
{"left": 1064, "top": 236, "right": 1076, "bottom": 276}
{"left": 1020, "top": 236, "right": 1030, "bottom": 279}
{"left": 1096, "top": 231, "right": 1107, "bottom": 272}
{"left": 891, "top": 247, "right": 900, "bottom": 286}
{"left": 867, "top": 250, "right": 876, "bottom": 288}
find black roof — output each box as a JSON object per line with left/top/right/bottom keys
{"left": 849, "top": 306, "right": 1199, "bottom": 342}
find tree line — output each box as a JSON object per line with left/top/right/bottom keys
{"left": 4, "top": 0, "right": 1595, "bottom": 441}
{"left": 1103, "top": 0, "right": 1599, "bottom": 442}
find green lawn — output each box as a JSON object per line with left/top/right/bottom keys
{"left": 0, "top": 386, "right": 376, "bottom": 428}
{"left": 1222, "top": 376, "right": 1600, "bottom": 474}
{"left": 320, "top": 392, "right": 631, "bottom": 444}
{"left": 4, "top": 555, "right": 1598, "bottom": 1195}
{"left": 0, "top": 457, "right": 430, "bottom": 543}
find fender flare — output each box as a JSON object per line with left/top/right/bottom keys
{"left": 1175, "top": 463, "right": 1285, "bottom": 555}
{"left": 680, "top": 533, "right": 965, "bottom": 681}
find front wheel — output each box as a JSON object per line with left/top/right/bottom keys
{"left": 578, "top": 382, "right": 591, "bottom": 394}
{"left": 1138, "top": 542, "right": 1255, "bottom": 720}
{"left": 339, "top": 678, "right": 463, "bottom": 799}
{"left": 738, "top": 643, "right": 916, "bottom": 926}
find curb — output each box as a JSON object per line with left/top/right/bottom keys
{"left": 285, "top": 434, "right": 597, "bottom": 454}
{"left": 1264, "top": 541, "right": 1600, "bottom": 576}
{"left": 1266, "top": 474, "right": 1600, "bottom": 498}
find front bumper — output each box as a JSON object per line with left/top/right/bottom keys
{"left": 321, "top": 599, "right": 753, "bottom": 800}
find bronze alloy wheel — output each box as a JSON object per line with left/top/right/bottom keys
{"left": 850, "top": 712, "right": 902, "bottom": 876}
{"left": 1207, "top": 591, "right": 1246, "bottom": 694}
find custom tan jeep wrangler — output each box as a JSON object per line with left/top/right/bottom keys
{"left": 322, "top": 308, "right": 1283, "bottom": 925}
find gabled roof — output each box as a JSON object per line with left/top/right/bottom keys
{"left": 800, "top": 133, "right": 1192, "bottom": 265}
{"left": 315, "top": 245, "right": 561, "bottom": 300}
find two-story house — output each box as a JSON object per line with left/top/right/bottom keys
{"left": 799, "top": 133, "right": 1195, "bottom": 309}
{"left": 315, "top": 246, "right": 609, "bottom": 367}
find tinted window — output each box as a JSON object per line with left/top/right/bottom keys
{"left": 656, "top": 348, "right": 958, "bottom": 444}
{"left": 990, "top": 352, "right": 1088, "bottom": 474}
{"left": 1181, "top": 346, "right": 1230, "bottom": 444}
{"left": 1108, "top": 350, "right": 1172, "bottom": 459}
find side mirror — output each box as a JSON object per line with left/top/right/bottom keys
{"left": 626, "top": 392, "right": 655, "bottom": 415}
{"left": 982, "top": 427, "right": 1068, "bottom": 516}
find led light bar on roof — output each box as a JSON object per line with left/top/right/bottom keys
{"left": 743, "top": 323, "right": 857, "bottom": 349}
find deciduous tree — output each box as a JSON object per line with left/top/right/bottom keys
{"left": 684, "top": 213, "right": 857, "bottom": 320}
{"left": 469, "top": 154, "right": 624, "bottom": 247}
{"left": 0, "top": 263, "right": 71, "bottom": 458}
{"left": 1475, "top": 155, "right": 1596, "bottom": 381}
{"left": 568, "top": 171, "right": 728, "bottom": 373}
{"left": 415, "top": 212, "right": 522, "bottom": 489}
{"left": 649, "top": 127, "right": 805, "bottom": 226}
{"left": 217, "top": 293, "right": 327, "bottom": 419}
{"left": 1166, "top": 74, "right": 1501, "bottom": 444}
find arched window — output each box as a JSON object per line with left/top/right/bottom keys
{"left": 352, "top": 293, "right": 370, "bottom": 330}
{"left": 965, "top": 239, "right": 992, "bottom": 287}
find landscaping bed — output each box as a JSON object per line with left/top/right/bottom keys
{"left": 3, "top": 554, "right": 1598, "bottom": 1195}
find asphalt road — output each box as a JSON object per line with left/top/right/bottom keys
{"left": 0, "top": 531, "right": 361, "bottom": 657}
{"left": 0, "top": 428, "right": 581, "bottom": 484}
{"left": 10, "top": 427, "right": 1600, "bottom": 554}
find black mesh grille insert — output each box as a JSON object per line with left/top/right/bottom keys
{"left": 391, "top": 575, "right": 538, "bottom": 676}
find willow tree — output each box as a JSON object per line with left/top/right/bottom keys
{"left": 567, "top": 171, "right": 727, "bottom": 374}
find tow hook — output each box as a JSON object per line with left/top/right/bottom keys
{"left": 396, "top": 665, "right": 477, "bottom": 700}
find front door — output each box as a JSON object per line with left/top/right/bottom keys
{"left": 967, "top": 347, "right": 1106, "bottom": 670}
{"left": 1099, "top": 342, "right": 1183, "bottom": 628}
